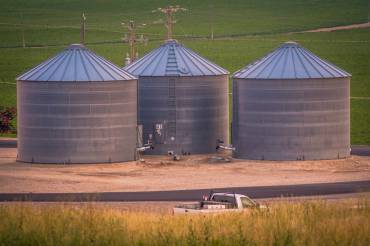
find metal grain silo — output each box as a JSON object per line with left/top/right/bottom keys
{"left": 124, "top": 40, "right": 229, "bottom": 155}
{"left": 232, "top": 41, "right": 351, "bottom": 160}
{"left": 17, "top": 44, "right": 138, "bottom": 164}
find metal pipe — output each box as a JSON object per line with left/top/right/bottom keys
{"left": 216, "top": 145, "right": 235, "bottom": 151}
{"left": 136, "top": 144, "right": 154, "bottom": 152}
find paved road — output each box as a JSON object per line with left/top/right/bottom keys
{"left": 351, "top": 146, "right": 370, "bottom": 156}
{"left": 0, "top": 180, "right": 369, "bottom": 202}
{"left": 0, "top": 139, "right": 16, "bottom": 148}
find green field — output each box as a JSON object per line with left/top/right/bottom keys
{"left": 0, "top": 0, "right": 369, "bottom": 144}
{"left": 0, "top": 200, "right": 369, "bottom": 245}
{"left": 0, "top": 0, "right": 369, "bottom": 47}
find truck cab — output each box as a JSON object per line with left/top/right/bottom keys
{"left": 209, "top": 193, "right": 258, "bottom": 209}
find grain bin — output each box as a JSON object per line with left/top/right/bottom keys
{"left": 232, "top": 41, "right": 351, "bottom": 160}
{"left": 124, "top": 40, "right": 229, "bottom": 155}
{"left": 17, "top": 44, "right": 138, "bottom": 164}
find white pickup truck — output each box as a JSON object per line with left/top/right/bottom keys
{"left": 173, "top": 192, "right": 266, "bottom": 214}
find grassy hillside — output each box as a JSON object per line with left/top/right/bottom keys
{"left": 0, "top": 0, "right": 369, "bottom": 144}
{"left": 0, "top": 200, "right": 369, "bottom": 245}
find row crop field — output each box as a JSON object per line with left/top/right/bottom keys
{"left": 0, "top": 0, "right": 369, "bottom": 144}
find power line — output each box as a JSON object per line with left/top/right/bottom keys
{"left": 0, "top": 82, "right": 16, "bottom": 85}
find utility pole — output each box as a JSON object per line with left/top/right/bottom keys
{"left": 122, "top": 20, "right": 147, "bottom": 65}
{"left": 81, "top": 12, "right": 86, "bottom": 45}
{"left": 209, "top": 4, "right": 214, "bottom": 40}
{"left": 128, "top": 21, "right": 136, "bottom": 62}
{"left": 20, "top": 12, "right": 25, "bottom": 48}
{"left": 153, "top": 5, "right": 187, "bottom": 40}
{"left": 124, "top": 53, "right": 130, "bottom": 66}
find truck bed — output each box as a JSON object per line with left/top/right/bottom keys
{"left": 174, "top": 201, "right": 238, "bottom": 214}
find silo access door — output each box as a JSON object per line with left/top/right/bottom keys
{"left": 151, "top": 78, "right": 176, "bottom": 151}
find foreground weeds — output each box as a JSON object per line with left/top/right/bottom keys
{"left": 0, "top": 199, "right": 369, "bottom": 246}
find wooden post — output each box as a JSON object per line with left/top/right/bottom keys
{"left": 81, "top": 13, "right": 86, "bottom": 45}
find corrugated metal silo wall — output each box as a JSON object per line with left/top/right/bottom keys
{"left": 139, "top": 75, "right": 229, "bottom": 154}
{"left": 17, "top": 80, "right": 138, "bottom": 163}
{"left": 232, "top": 78, "right": 350, "bottom": 160}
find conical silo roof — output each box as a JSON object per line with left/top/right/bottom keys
{"left": 17, "top": 44, "right": 136, "bottom": 82}
{"left": 233, "top": 41, "right": 351, "bottom": 79}
{"left": 124, "top": 40, "right": 229, "bottom": 76}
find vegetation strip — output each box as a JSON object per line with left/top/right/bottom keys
{"left": 0, "top": 200, "right": 369, "bottom": 245}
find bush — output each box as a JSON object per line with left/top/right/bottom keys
{"left": 0, "top": 106, "right": 16, "bottom": 133}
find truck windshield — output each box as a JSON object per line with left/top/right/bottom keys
{"left": 240, "top": 197, "right": 256, "bottom": 208}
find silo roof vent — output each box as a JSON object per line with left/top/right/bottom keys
{"left": 124, "top": 40, "right": 229, "bottom": 76}
{"left": 17, "top": 44, "right": 137, "bottom": 82}
{"left": 233, "top": 41, "right": 351, "bottom": 79}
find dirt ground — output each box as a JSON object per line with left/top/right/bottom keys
{"left": 0, "top": 147, "right": 369, "bottom": 194}
{"left": 304, "top": 22, "right": 370, "bottom": 33}
{"left": 284, "top": 22, "right": 370, "bottom": 35}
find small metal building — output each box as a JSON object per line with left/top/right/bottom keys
{"left": 124, "top": 40, "right": 229, "bottom": 155}
{"left": 232, "top": 41, "right": 351, "bottom": 160}
{"left": 17, "top": 44, "right": 138, "bottom": 164}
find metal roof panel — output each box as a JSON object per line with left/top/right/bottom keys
{"left": 233, "top": 41, "right": 351, "bottom": 79}
{"left": 124, "top": 40, "right": 229, "bottom": 76}
{"left": 17, "top": 44, "right": 137, "bottom": 82}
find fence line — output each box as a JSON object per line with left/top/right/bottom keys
{"left": 351, "top": 97, "right": 370, "bottom": 100}
{"left": 1, "top": 36, "right": 370, "bottom": 49}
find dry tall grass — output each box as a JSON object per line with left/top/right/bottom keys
{"left": 0, "top": 200, "right": 369, "bottom": 245}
